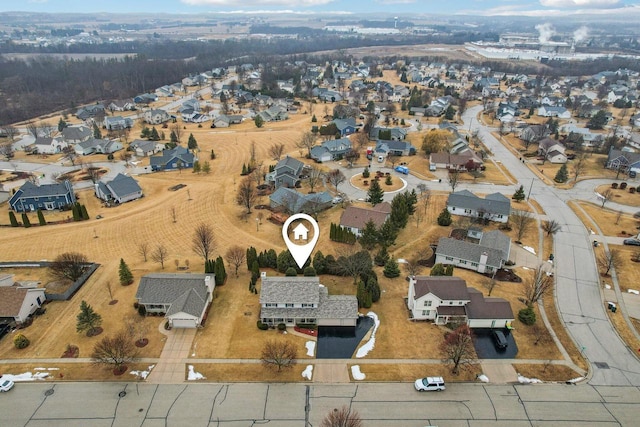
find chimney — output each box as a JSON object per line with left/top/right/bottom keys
{"left": 260, "top": 271, "right": 267, "bottom": 279}
{"left": 478, "top": 252, "right": 488, "bottom": 274}
{"left": 205, "top": 275, "right": 214, "bottom": 294}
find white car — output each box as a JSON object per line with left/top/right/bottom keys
{"left": 414, "top": 376, "right": 445, "bottom": 392}
{"left": 0, "top": 378, "right": 14, "bottom": 392}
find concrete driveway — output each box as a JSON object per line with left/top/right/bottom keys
{"left": 146, "top": 327, "right": 196, "bottom": 384}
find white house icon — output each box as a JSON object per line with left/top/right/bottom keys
{"left": 292, "top": 223, "right": 309, "bottom": 240}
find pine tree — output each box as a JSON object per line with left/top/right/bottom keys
{"left": 430, "top": 263, "right": 446, "bottom": 276}
{"left": 513, "top": 185, "right": 526, "bottom": 202}
{"left": 362, "top": 167, "right": 370, "bottom": 178}
{"left": 201, "top": 161, "right": 211, "bottom": 174}
{"left": 210, "top": 149, "right": 216, "bottom": 159}
{"left": 367, "top": 179, "right": 384, "bottom": 206}
{"left": 170, "top": 130, "right": 178, "bottom": 143}
{"left": 445, "top": 264, "right": 454, "bottom": 276}
{"left": 313, "top": 251, "right": 327, "bottom": 274}
{"left": 241, "top": 163, "right": 247, "bottom": 175}
{"left": 92, "top": 122, "right": 102, "bottom": 139}
{"left": 9, "top": 211, "right": 18, "bottom": 227}
{"left": 356, "top": 280, "right": 367, "bottom": 308}
{"left": 400, "top": 71, "right": 408, "bottom": 83}
{"left": 187, "top": 133, "right": 198, "bottom": 150}
{"left": 204, "top": 259, "right": 215, "bottom": 273}
{"left": 385, "top": 175, "right": 392, "bottom": 185}
{"left": 150, "top": 127, "right": 160, "bottom": 141}
{"left": 437, "top": 208, "right": 452, "bottom": 226}
{"left": 214, "top": 256, "right": 227, "bottom": 286}
{"left": 76, "top": 300, "right": 102, "bottom": 336}
{"left": 37, "top": 209, "right": 46, "bottom": 226}
{"left": 119, "top": 258, "right": 134, "bottom": 285}
{"left": 374, "top": 247, "right": 390, "bottom": 266}
{"left": 554, "top": 164, "right": 568, "bottom": 183}
{"left": 72, "top": 203, "right": 81, "bottom": 221}
{"left": 383, "top": 258, "right": 401, "bottom": 278}
{"left": 80, "top": 204, "right": 89, "bottom": 220}
{"left": 193, "top": 161, "right": 201, "bottom": 174}
{"left": 21, "top": 213, "right": 31, "bottom": 228}
{"left": 359, "top": 219, "right": 379, "bottom": 250}
{"left": 366, "top": 276, "right": 381, "bottom": 302}
{"left": 246, "top": 246, "right": 258, "bottom": 270}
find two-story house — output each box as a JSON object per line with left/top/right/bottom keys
{"left": 9, "top": 180, "right": 76, "bottom": 213}
{"left": 310, "top": 138, "right": 352, "bottom": 163}
{"left": 150, "top": 146, "right": 195, "bottom": 171}
{"left": 143, "top": 109, "right": 171, "bottom": 125}
{"left": 259, "top": 275, "right": 358, "bottom": 328}
{"left": 446, "top": 190, "right": 511, "bottom": 223}
{"left": 266, "top": 156, "right": 304, "bottom": 189}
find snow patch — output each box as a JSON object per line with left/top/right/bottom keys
{"left": 522, "top": 246, "right": 536, "bottom": 255}
{"left": 477, "top": 374, "right": 490, "bottom": 383}
{"left": 130, "top": 365, "right": 155, "bottom": 380}
{"left": 305, "top": 341, "right": 316, "bottom": 357}
{"left": 302, "top": 365, "right": 313, "bottom": 380}
{"left": 351, "top": 365, "right": 365, "bottom": 380}
{"left": 187, "top": 365, "right": 205, "bottom": 381}
{"left": 356, "top": 312, "right": 380, "bottom": 358}
{"left": 0, "top": 372, "right": 49, "bottom": 382}
{"left": 605, "top": 284, "right": 611, "bottom": 289}
{"left": 396, "top": 258, "right": 407, "bottom": 264}
{"left": 517, "top": 374, "right": 542, "bottom": 384}
{"left": 34, "top": 367, "right": 59, "bottom": 371}
{"left": 567, "top": 376, "right": 585, "bottom": 383}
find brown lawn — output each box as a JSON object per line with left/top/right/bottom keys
{"left": 348, "top": 363, "right": 481, "bottom": 382}
{"left": 0, "top": 362, "right": 156, "bottom": 382}
{"left": 350, "top": 172, "right": 406, "bottom": 193}
{"left": 513, "top": 364, "right": 582, "bottom": 382}
{"left": 191, "top": 363, "right": 307, "bottom": 383}
{"left": 595, "top": 184, "right": 640, "bottom": 208}
{"left": 573, "top": 201, "right": 640, "bottom": 237}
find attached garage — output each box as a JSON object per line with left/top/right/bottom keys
{"left": 168, "top": 314, "right": 199, "bottom": 329}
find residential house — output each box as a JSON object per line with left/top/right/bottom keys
{"left": 537, "top": 138, "right": 567, "bottom": 163}
{"left": 269, "top": 187, "right": 332, "bottom": 214}
{"left": 259, "top": 275, "right": 358, "bottom": 327}
{"left": 0, "top": 278, "right": 46, "bottom": 326}
{"left": 429, "top": 152, "right": 483, "bottom": 171}
{"left": 150, "top": 146, "right": 195, "bottom": 171}
{"left": 333, "top": 118, "right": 357, "bottom": 137}
{"left": 104, "top": 116, "right": 134, "bottom": 131}
{"left": 435, "top": 230, "right": 511, "bottom": 274}
{"left": 143, "top": 109, "right": 171, "bottom": 125}
{"left": 75, "top": 138, "right": 123, "bottom": 156}
{"left": 339, "top": 203, "right": 391, "bottom": 236}
{"left": 134, "top": 93, "right": 158, "bottom": 105}
{"left": 560, "top": 125, "right": 603, "bottom": 149}
{"left": 606, "top": 147, "right": 640, "bottom": 174}
{"left": 310, "top": 138, "right": 352, "bottom": 163}
{"left": 61, "top": 125, "right": 92, "bottom": 144}
{"left": 266, "top": 156, "right": 304, "bottom": 188}
{"left": 95, "top": 173, "right": 143, "bottom": 204}
{"left": 9, "top": 180, "right": 76, "bottom": 212}
{"left": 108, "top": 99, "right": 135, "bottom": 112}
{"left": 212, "top": 114, "right": 243, "bottom": 128}
{"left": 30, "top": 137, "right": 67, "bottom": 155}
{"left": 75, "top": 104, "right": 105, "bottom": 121}
{"left": 446, "top": 190, "right": 511, "bottom": 223}
{"left": 630, "top": 113, "right": 640, "bottom": 128}
{"left": 537, "top": 105, "right": 571, "bottom": 119}
{"left": 375, "top": 140, "right": 416, "bottom": 157}
{"left": 407, "top": 276, "right": 513, "bottom": 328}
{"left": 370, "top": 127, "right": 407, "bottom": 141}
{"left": 130, "top": 139, "right": 163, "bottom": 157}
{"left": 135, "top": 273, "right": 214, "bottom": 328}
{"left": 258, "top": 105, "right": 289, "bottom": 122}
{"left": 182, "top": 113, "right": 210, "bottom": 124}
{"left": 519, "top": 124, "right": 550, "bottom": 144}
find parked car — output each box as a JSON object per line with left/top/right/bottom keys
{"left": 414, "top": 376, "right": 445, "bottom": 392}
{"left": 0, "top": 378, "right": 14, "bottom": 392}
{"left": 492, "top": 330, "right": 508, "bottom": 350}
{"left": 623, "top": 238, "right": 640, "bottom": 246}
{"left": 332, "top": 196, "right": 343, "bottom": 205}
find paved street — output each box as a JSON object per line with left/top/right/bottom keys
{"left": 1, "top": 381, "right": 639, "bottom": 426}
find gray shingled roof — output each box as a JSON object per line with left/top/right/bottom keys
{"left": 479, "top": 230, "right": 511, "bottom": 261}
{"left": 447, "top": 190, "right": 511, "bottom": 216}
{"left": 260, "top": 284, "right": 358, "bottom": 320}
{"left": 259, "top": 277, "right": 320, "bottom": 305}
{"left": 412, "top": 276, "right": 470, "bottom": 301}
{"left": 435, "top": 237, "right": 504, "bottom": 268}
{"left": 136, "top": 273, "right": 212, "bottom": 317}
{"left": 15, "top": 181, "right": 73, "bottom": 198}
{"left": 104, "top": 173, "right": 142, "bottom": 199}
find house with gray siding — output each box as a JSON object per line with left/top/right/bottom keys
{"left": 269, "top": 187, "right": 332, "bottom": 214}
{"left": 446, "top": 190, "right": 510, "bottom": 223}
{"left": 434, "top": 230, "right": 511, "bottom": 275}
{"left": 310, "top": 138, "right": 352, "bottom": 163}
{"left": 266, "top": 156, "right": 304, "bottom": 188}
{"left": 259, "top": 276, "right": 358, "bottom": 327}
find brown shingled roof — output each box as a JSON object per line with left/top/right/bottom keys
{"left": 340, "top": 206, "right": 389, "bottom": 230}
{"left": 465, "top": 288, "right": 514, "bottom": 320}
{"left": 412, "top": 276, "right": 470, "bottom": 301}
{"left": 0, "top": 286, "right": 28, "bottom": 317}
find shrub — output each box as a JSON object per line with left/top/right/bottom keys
{"left": 14, "top": 333, "right": 30, "bottom": 349}
{"left": 620, "top": 182, "right": 628, "bottom": 190}
{"left": 518, "top": 306, "right": 536, "bottom": 325}
{"left": 164, "top": 321, "right": 171, "bottom": 330}
{"left": 133, "top": 302, "right": 139, "bottom": 309}
{"left": 285, "top": 267, "right": 297, "bottom": 276}
{"left": 437, "top": 208, "right": 452, "bottom": 226}
{"left": 257, "top": 321, "right": 269, "bottom": 330}
{"left": 137, "top": 305, "right": 147, "bottom": 316}
{"left": 277, "top": 323, "right": 287, "bottom": 331}
{"left": 362, "top": 167, "right": 370, "bottom": 178}
{"left": 611, "top": 182, "right": 618, "bottom": 189}
{"left": 303, "top": 266, "right": 316, "bottom": 276}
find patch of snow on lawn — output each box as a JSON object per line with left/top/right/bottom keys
{"left": 567, "top": 377, "right": 585, "bottom": 383}
{"left": 477, "top": 374, "right": 490, "bottom": 383}
{"left": 522, "top": 246, "right": 536, "bottom": 255}
{"left": 34, "top": 367, "right": 59, "bottom": 371}
{"left": 517, "top": 374, "right": 542, "bottom": 384}
{"left": 351, "top": 365, "right": 365, "bottom": 380}
{"left": 130, "top": 365, "right": 155, "bottom": 380}
{"left": 187, "top": 365, "right": 206, "bottom": 381}
{"left": 302, "top": 365, "right": 313, "bottom": 380}
{"left": 0, "top": 372, "right": 49, "bottom": 381}
{"left": 356, "top": 312, "right": 380, "bottom": 358}
{"left": 305, "top": 341, "right": 316, "bottom": 357}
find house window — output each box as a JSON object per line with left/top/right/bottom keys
{"left": 449, "top": 301, "right": 453, "bottom": 305}
{"left": 445, "top": 257, "right": 453, "bottom": 261}
{"left": 497, "top": 215, "right": 503, "bottom": 219}
{"left": 471, "top": 262, "right": 478, "bottom": 267}
{"left": 265, "top": 303, "right": 277, "bottom": 308}
{"left": 301, "top": 303, "right": 314, "bottom": 308}
{"left": 423, "top": 300, "right": 432, "bottom": 307}
{"left": 285, "top": 303, "right": 294, "bottom": 308}
{"left": 286, "top": 318, "right": 294, "bottom": 323}
{"left": 460, "top": 260, "right": 467, "bottom": 264}
{"left": 451, "top": 207, "right": 456, "bottom": 211}
{"left": 422, "top": 310, "right": 430, "bottom": 316}
{"left": 459, "top": 301, "right": 463, "bottom": 305}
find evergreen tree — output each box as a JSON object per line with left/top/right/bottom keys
{"left": 80, "top": 204, "right": 89, "bottom": 220}
{"left": 359, "top": 219, "right": 379, "bottom": 250}
{"left": 437, "top": 208, "right": 452, "bottom": 226}
{"left": 76, "top": 300, "right": 102, "bottom": 335}
{"left": 72, "top": 203, "right": 81, "bottom": 221}
{"left": 9, "top": 211, "right": 18, "bottom": 227}
{"left": 210, "top": 149, "right": 216, "bottom": 159}
{"left": 193, "top": 161, "right": 201, "bottom": 173}
{"left": 430, "top": 263, "right": 446, "bottom": 276}
{"left": 367, "top": 179, "right": 384, "bottom": 206}
{"left": 201, "top": 161, "right": 211, "bottom": 174}
{"left": 445, "top": 264, "right": 454, "bottom": 276}
{"left": 92, "top": 122, "right": 102, "bottom": 139}
{"left": 241, "top": 163, "right": 248, "bottom": 175}
{"left": 385, "top": 175, "right": 392, "bottom": 185}
{"left": 150, "top": 127, "right": 160, "bottom": 141}
{"left": 119, "top": 258, "right": 134, "bottom": 285}
{"left": 313, "top": 251, "right": 327, "bottom": 274}
{"left": 214, "top": 256, "right": 227, "bottom": 285}
{"left": 266, "top": 249, "right": 278, "bottom": 269}
{"left": 445, "top": 105, "right": 456, "bottom": 120}
{"left": 554, "top": 164, "right": 568, "bottom": 183}
{"left": 311, "top": 114, "right": 317, "bottom": 122}
{"left": 58, "top": 118, "right": 67, "bottom": 131}
{"left": 362, "top": 167, "right": 370, "bottom": 178}
{"left": 378, "top": 219, "right": 399, "bottom": 249}
{"left": 21, "top": 213, "right": 31, "bottom": 228}
{"left": 303, "top": 266, "right": 316, "bottom": 276}
{"left": 37, "top": 209, "right": 46, "bottom": 226}
{"left": 356, "top": 280, "right": 367, "bottom": 308}
{"left": 400, "top": 71, "right": 408, "bottom": 83}
{"left": 170, "top": 130, "right": 178, "bottom": 143}
{"left": 204, "top": 259, "right": 215, "bottom": 274}
{"left": 140, "top": 126, "right": 150, "bottom": 139}
{"left": 251, "top": 260, "right": 260, "bottom": 283}
{"left": 383, "top": 258, "right": 401, "bottom": 278}
{"left": 366, "top": 276, "right": 381, "bottom": 302}
{"left": 246, "top": 246, "right": 258, "bottom": 270}
{"left": 188, "top": 133, "right": 198, "bottom": 149}
{"left": 285, "top": 267, "right": 297, "bottom": 276}
{"left": 390, "top": 193, "right": 410, "bottom": 229}
{"left": 254, "top": 115, "right": 264, "bottom": 128}
{"left": 374, "top": 246, "right": 390, "bottom": 266}
{"left": 277, "top": 250, "right": 297, "bottom": 273}
{"left": 513, "top": 185, "right": 526, "bottom": 202}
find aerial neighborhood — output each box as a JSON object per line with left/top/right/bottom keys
{"left": 1, "top": 11, "right": 640, "bottom": 406}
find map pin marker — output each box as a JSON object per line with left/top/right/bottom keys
{"left": 282, "top": 213, "right": 320, "bottom": 269}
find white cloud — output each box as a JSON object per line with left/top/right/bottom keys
{"left": 539, "top": 0, "right": 621, "bottom": 8}
{"left": 375, "top": 0, "right": 417, "bottom": 4}
{"left": 181, "top": 0, "right": 335, "bottom": 7}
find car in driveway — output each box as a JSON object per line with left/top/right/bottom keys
{"left": 414, "top": 376, "right": 445, "bottom": 392}
{"left": 623, "top": 238, "right": 640, "bottom": 246}
{"left": 0, "top": 378, "right": 14, "bottom": 392}
{"left": 492, "top": 330, "right": 508, "bottom": 350}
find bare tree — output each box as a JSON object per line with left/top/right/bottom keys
{"left": 334, "top": 249, "right": 373, "bottom": 285}
{"left": 572, "top": 153, "right": 588, "bottom": 182}
{"left": 321, "top": 406, "right": 363, "bottom": 427}
{"left": 225, "top": 246, "right": 246, "bottom": 277}
{"left": 531, "top": 324, "right": 550, "bottom": 346}
{"left": 327, "top": 169, "right": 346, "bottom": 193}
{"left": 170, "top": 123, "right": 183, "bottom": 144}
{"left": 414, "top": 206, "right": 425, "bottom": 227}
{"left": 49, "top": 252, "right": 88, "bottom": 282}
{"left": 522, "top": 265, "right": 554, "bottom": 307}
{"left": 448, "top": 170, "right": 460, "bottom": 192}
{"left": 119, "top": 151, "right": 132, "bottom": 166}
{"left": 307, "top": 166, "right": 323, "bottom": 193}
{"left": 483, "top": 277, "right": 497, "bottom": 296}
{"left": 26, "top": 121, "right": 38, "bottom": 138}
{"left": 511, "top": 210, "right": 534, "bottom": 243}
{"left": 137, "top": 242, "right": 149, "bottom": 262}
{"left": 352, "top": 132, "right": 369, "bottom": 150}
{"left": 192, "top": 223, "right": 216, "bottom": 262}
{"left": 440, "top": 324, "right": 475, "bottom": 375}
{"left": 105, "top": 281, "right": 114, "bottom": 302}
{"left": 268, "top": 143, "right": 285, "bottom": 161}
{"left": 541, "top": 219, "right": 561, "bottom": 236}
{"left": 91, "top": 330, "right": 139, "bottom": 374}
{"left": 296, "top": 132, "right": 317, "bottom": 158}
{"left": 344, "top": 149, "right": 360, "bottom": 168}
{"left": 251, "top": 164, "right": 265, "bottom": 186}
{"left": 598, "top": 249, "right": 621, "bottom": 277}
{"left": 0, "top": 125, "right": 18, "bottom": 142}
{"left": 125, "top": 317, "right": 150, "bottom": 346}
{"left": 261, "top": 339, "right": 297, "bottom": 372}
{"left": 600, "top": 189, "right": 614, "bottom": 208}
{"left": 387, "top": 152, "right": 400, "bottom": 168}
{"left": 0, "top": 142, "right": 15, "bottom": 160}
{"left": 403, "top": 257, "right": 422, "bottom": 277}
{"left": 86, "top": 164, "right": 101, "bottom": 184}
{"left": 38, "top": 122, "right": 54, "bottom": 138}
{"left": 236, "top": 176, "right": 258, "bottom": 214}
{"left": 151, "top": 245, "right": 169, "bottom": 269}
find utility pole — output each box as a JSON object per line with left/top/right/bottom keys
{"left": 527, "top": 178, "right": 534, "bottom": 200}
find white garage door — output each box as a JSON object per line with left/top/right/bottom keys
{"left": 171, "top": 318, "right": 197, "bottom": 328}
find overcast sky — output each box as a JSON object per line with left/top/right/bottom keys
{"left": 3, "top": 0, "right": 639, "bottom": 16}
